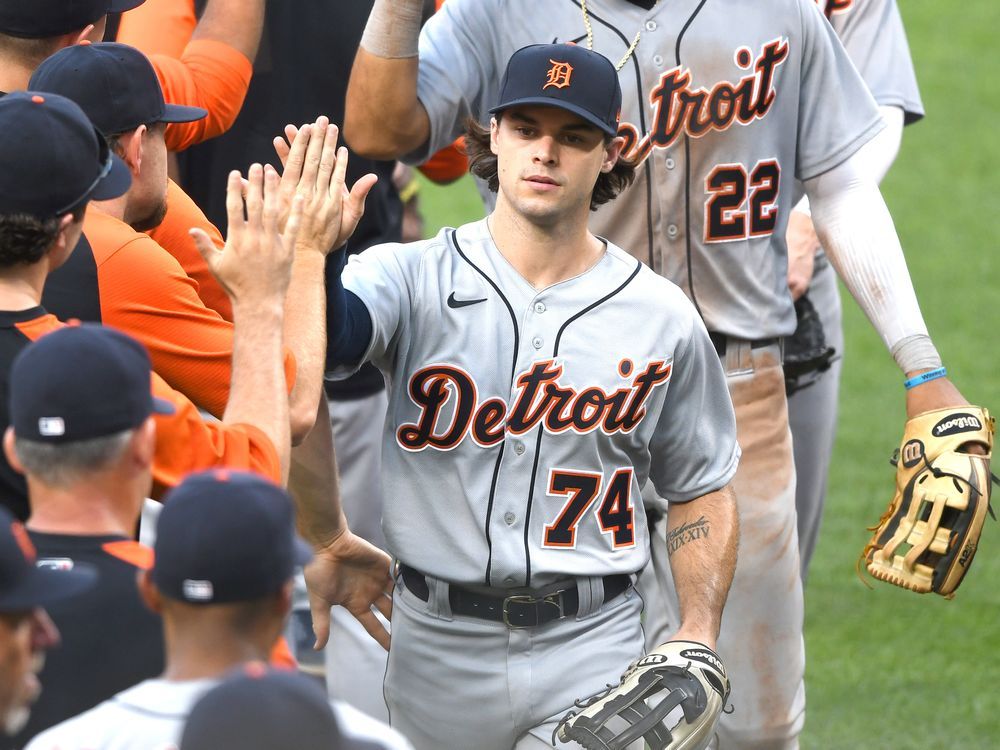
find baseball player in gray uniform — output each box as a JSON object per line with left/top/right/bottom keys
{"left": 787, "top": 0, "right": 924, "bottom": 581}
{"left": 326, "top": 43, "right": 740, "bottom": 749}
{"left": 343, "top": 1, "right": 975, "bottom": 748}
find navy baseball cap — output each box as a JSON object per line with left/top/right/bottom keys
{"left": 489, "top": 44, "right": 622, "bottom": 136}
{"left": 9, "top": 324, "right": 174, "bottom": 445}
{"left": 29, "top": 42, "right": 206, "bottom": 137}
{"left": 0, "top": 507, "right": 96, "bottom": 611}
{"left": 152, "top": 471, "right": 313, "bottom": 606}
{"left": 181, "top": 664, "right": 360, "bottom": 750}
{"left": 0, "top": 0, "right": 146, "bottom": 39}
{"left": 0, "top": 91, "right": 130, "bottom": 217}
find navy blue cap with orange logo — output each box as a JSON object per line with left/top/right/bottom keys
{"left": 0, "top": 91, "right": 131, "bottom": 217}
{"left": 181, "top": 665, "right": 361, "bottom": 749}
{"left": 489, "top": 44, "right": 623, "bottom": 136}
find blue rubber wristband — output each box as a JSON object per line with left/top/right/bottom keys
{"left": 904, "top": 366, "right": 947, "bottom": 390}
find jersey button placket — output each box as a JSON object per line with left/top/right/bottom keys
{"left": 531, "top": 336, "right": 544, "bottom": 350}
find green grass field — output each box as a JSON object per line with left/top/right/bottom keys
{"left": 416, "top": 3, "right": 1000, "bottom": 746}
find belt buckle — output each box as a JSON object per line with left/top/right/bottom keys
{"left": 502, "top": 591, "right": 566, "bottom": 629}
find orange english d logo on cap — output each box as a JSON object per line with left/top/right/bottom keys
{"left": 543, "top": 59, "right": 574, "bottom": 90}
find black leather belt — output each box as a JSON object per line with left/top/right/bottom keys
{"left": 708, "top": 332, "right": 780, "bottom": 358}
{"left": 399, "top": 564, "right": 631, "bottom": 629}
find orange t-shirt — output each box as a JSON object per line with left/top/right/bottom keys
{"left": 151, "top": 40, "right": 253, "bottom": 152}
{"left": 148, "top": 180, "right": 233, "bottom": 321}
{"left": 118, "top": 1, "right": 253, "bottom": 153}
{"left": 116, "top": 0, "right": 197, "bottom": 59}
{"left": 12, "top": 313, "right": 280, "bottom": 488}
{"left": 69, "top": 209, "right": 294, "bottom": 418}
{"left": 418, "top": 137, "right": 469, "bottom": 184}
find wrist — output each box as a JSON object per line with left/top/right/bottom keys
{"left": 231, "top": 298, "right": 284, "bottom": 322}
{"left": 360, "top": 0, "right": 423, "bottom": 58}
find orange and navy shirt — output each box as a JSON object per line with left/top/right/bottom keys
{"left": 0, "top": 307, "right": 280, "bottom": 520}
{"left": 42, "top": 209, "right": 295, "bottom": 420}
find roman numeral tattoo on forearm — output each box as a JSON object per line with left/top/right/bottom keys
{"left": 667, "top": 515, "right": 710, "bottom": 555}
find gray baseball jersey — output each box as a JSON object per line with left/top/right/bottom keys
{"left": 333, "top": 219, "right": 739, "bottom": 587}
{"left": 820, "top": 0, "right": 924, "bottom": 120}
{"left": 407, "top": 0, "right": 883, "bottom": 339}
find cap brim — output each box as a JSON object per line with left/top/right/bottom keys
{"left": 489, "top": 97, "right": 619, "bottom": 136}
{"left": 160, "top": 104, "right": 208, "bottom": 124}
{"left": 293, "top": 537, "right": 313, "bottom": 567}
{"left": 89, "top": 153, "right": 132, "bottom": 202}
{"left": 109, "top": 0, "right": 149, "bottom": 12}
{"left": 0, "top": 562, "right": 97, "bottom": 611}
{"left": 152, "top": 396, "right": 176, "bottom": 416}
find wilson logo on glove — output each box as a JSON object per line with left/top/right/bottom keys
{"left": 932, "top": 413, "right": 983, "bottom": 437}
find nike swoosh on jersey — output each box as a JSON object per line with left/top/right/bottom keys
{"left": 447, "top": 292, "right": 487, "bottom": 309}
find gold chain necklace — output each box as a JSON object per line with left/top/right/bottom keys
{"left": 581, "top": 0, "right": 658, "bottom": 71}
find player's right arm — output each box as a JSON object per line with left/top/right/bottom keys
{"left": 647, "top": 295, "right": 741, "bottom": 645}
{"left": 665, "top": 484, "right": 738, "bottom": 648}
{"left": 344, "top": 0, "right": 496, "bottom": 162}
{"left": 189, "top": 164, "right": 301, "bottom": 483}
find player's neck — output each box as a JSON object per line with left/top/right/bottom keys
{"left": 26, "top": 474, "right": 145, "bottom": 538}
{"left": 0, "top": 264, "right": 47, "bottom": 312}
{"left": 89, "top": 194, "right": 128, "bottom": 223}
{"left": 162, "top": 621, "right": 278, "bottom": 682}
{"left": 487, "top": 203, "right": 604, "bottom": 289}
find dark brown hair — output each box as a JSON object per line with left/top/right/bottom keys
{"left": 0, "top": 203, "right": 86, "bottom": 268}
{"left": 463, "top": 115, "right": 636, "bottom": 211}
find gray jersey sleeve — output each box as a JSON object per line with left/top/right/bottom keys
{"left": 334, "top": 241, "right": 421, "bottom": 378}
{"left": 406, "top": 0, "right": 503, "bottom": 164}
{"left": 827, "top": 0, "right": 923, "bottom": 123}
{"left": 795, "top": 0, "right": 885, "bottom": 180}
{"left": 647, "top": 303, "right": 740, "bottom": 503}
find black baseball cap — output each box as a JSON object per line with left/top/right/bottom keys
{"left": 9, "top": 324, "right": 174, "bottom": 445}
{"left": 152, "top": 471, "right": 313, "bottom": 606}
{"left": 0, "top": 507, "right": 96, "bottom": 611}
{"left": 0, "top": 91, "right": 130, "bottom": 218}
{"left": 0, "top": 0, "right": 146, "bottom": 39}
{"left": 181, "top": 664, "right": 361, "bottom": 750}
{"left": 29, "top": 41, "right": 206, "bottom": 136}
{"left": 489, "top": 44, "right": 622, "bottom": 136}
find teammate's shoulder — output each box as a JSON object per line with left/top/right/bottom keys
{"left": 83, "top": 209, "right": 163, "bottom": 266}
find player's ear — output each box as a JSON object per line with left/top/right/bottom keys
{"left": 3, "top": 428, "right": 23, "bottom": 475}
{"left": 119, "top": 125, "right": 147, "bottom": 175}
{"left": 130, "top": 417, "right": 157, "bottom": 471}
{"left": 601, "top": 136, "right": 626, "bottom": 173}
{"left": 490, "top": 116, "right": 500, "bottom": 156}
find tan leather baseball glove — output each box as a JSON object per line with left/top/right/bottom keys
{"left": 861, "top": 406, "right": 996, "bottom": 597}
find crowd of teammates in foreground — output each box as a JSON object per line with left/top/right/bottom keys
{"left": 0, "top": 0, "right": 970, "bottom": 749}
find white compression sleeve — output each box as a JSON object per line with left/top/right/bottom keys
{"left": 359, "top": 0, "right": 424, "bottom": 58}
{"left": 794, "top": 106, "right": 905, "bottom": 217}
{"left": 805, "top": 147, "right": 941, "bottom": 373}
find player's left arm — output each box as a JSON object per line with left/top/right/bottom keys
{"left": 788, "top": 105, "right": 904, "bottom": 299}
{"left": 664, "top": 484, "right": 739, "bottom": 648}
{"left": 805, "top": 150, "right": 971, "bottom": 416}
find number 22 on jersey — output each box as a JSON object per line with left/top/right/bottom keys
{"left": 705, "top": 159, "right": 780, "bottom": 242}
{"left": 543, "top": 468, "right": 635, "bottom": 550}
